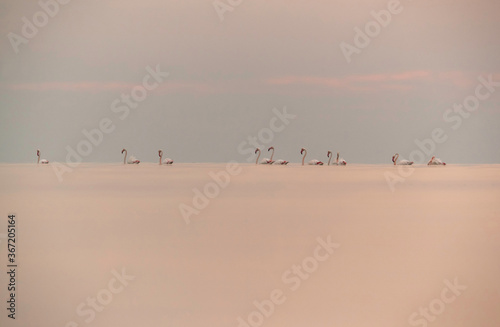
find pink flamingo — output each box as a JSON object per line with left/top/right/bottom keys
{"left": 268, "top": 146, "right": 288, "bottom": 165}
{"left": 336, "top": 152, "right": 347, "bottom": 165}
{"left": 427, "top": 156, "right": 446, "bottom": 165}
{"left": 37, "top": 149, "right": 49, "bottom": 164}
{"left": 301, "top": 148, "right": 323, "bottom": 165}
{"left": 122, "top": 149, "right": 140, "bottom": 164}
{"left": 392, "top": 153, "right": 413, "bottom": 165}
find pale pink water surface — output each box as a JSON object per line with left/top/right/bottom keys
{"left": 0, "top": 164, "right": 499, "bottom": 327}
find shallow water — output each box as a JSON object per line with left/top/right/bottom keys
{"left": 0, "top": 164, "right": 499, "bottom": 327}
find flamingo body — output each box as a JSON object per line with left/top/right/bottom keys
{"left": 158, "top": 150, "right": 173, "bottom": 165}
{"left": 392, "top": 153, "right": 413, "bottom": 165}
{"left": 127, "top": 156, "right": 141, "bottom": 164}
{"left": 122, "top": 149, "right": 140, "bottom": 164}
{"left": 428, "top": 156, "right": 446, "bottom": 165}
{"left": 36, "top": 149, "right": 49, "bottom": 164}
{"left": 397, "top": 160, "right": 413, "bottom": 165}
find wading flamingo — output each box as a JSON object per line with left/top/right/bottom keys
{"left": 158, "top": 150, "right": 173, "bottom": 165}
{"left": 336, "top": 152, "right": 347, "bottom": 165}
{"left": 36, "top": 149, "right": 49, "bottom": 164}
{"left": 268, "top": 146, "right": 288, "bottom": 165}
{"left": 255, "top": 148, "right": 273, "bottom": 165}
{"left": 392, "top": 153, "right": 413, "bottom": 165}
{"left": 301, "top": 148, "right": 323, "bottom": 165}
{"left": 427, "top": 156, "right": 446, "bottom": 165}
{"left": 122, "top": 149, "right": 140, "bottom": 164}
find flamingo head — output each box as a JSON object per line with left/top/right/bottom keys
{"left": 268, "top": 146, "right": 274, "bottom": 152}
{"left": 158, "top": 150, "right": 163, "bottom": 157}
{"left": 121, "top": 148, "right": 126, "bottom": 154}
{"left": 392, "top": 153, "right": 398, "bottom": 163}
{"left": 300, "top": 148, "right": 305, "bottom": 154}
{"left": 327, "top": 151, "right": 332, "bottom": 157}
{"left": 254, "top": 148, "right": 260, "bottom": 154}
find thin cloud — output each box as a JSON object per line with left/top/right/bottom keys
{"left": 2, "top": 71, "right": 497, "bottom": 96}
{"left": 264, "top": 70, "right": 497, "bottom": 94}
{"left": 4, "top": 82, "right": 134, "bottom": 92}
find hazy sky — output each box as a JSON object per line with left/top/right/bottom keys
{"left": 1, "top": 0, "right": 499, "bottom": 164}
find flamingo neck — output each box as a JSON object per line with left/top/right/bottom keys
{"left": 270, "top": 148, "right": 274, "bottom": 161}
{"left": 255, "top": 150, "right": 260, "bottom": 165}
{"left": 302, "top": 150, "right": 306, "bottom": 166}
{"left": 327, "top": 153, "right": 331, "bottom": 166}
{"left": 123, "top": 150, "right": 127, "bottom": 164}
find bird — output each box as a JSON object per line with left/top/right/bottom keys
{"left": 121, "top": 149, "right": 140, "bottom": 164}
{"left": 255, "top": 148, "right": 274, "bottom": 165}
{"left": 336, "top": 152, "right": 347, "bottom": 165}
{"left": 36, "top": 149, "right": 49, "bottom": 164}
{"left": 301, "top": 148, "right": 323, "bottom": 165}
{"left": 392, "top": 153, "right": 413, "bottom": 165}
{"left": 427, "top": 156, "right": 446, "bottom": 165}
{"left": 158, "top": 150, "right": 173, "bottom": 165}
{"left": 327, "top": 151, "right": 333, "bottom": 165}
{"left": 268, "top": 146, "right": 288, "bottom": 165}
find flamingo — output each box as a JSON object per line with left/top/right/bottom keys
{"left": 121, "top": 149, "right": 140, "bottom": 164}
{"left": 336, "top": 152, "right": 347, "bottom": 166}
{"left": 158, "top": 150, "right": 173, "bottom": 165}
{"left": 427, "top": 156, "right": 446, "bottom": 165}
{"left": 255, "top": 148, "right": 274, "bottom": 165}
{"left": 301, "top": 148, "right": 323, "bottom": 165}
{"left": 392, "top": 153, "right": 413, "bottom": 165}
{"left": 36, "top": 149, "right": 49, "bottom": 164}
{"left": 268, "top": 146, "right": 288, "bottom": 165}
